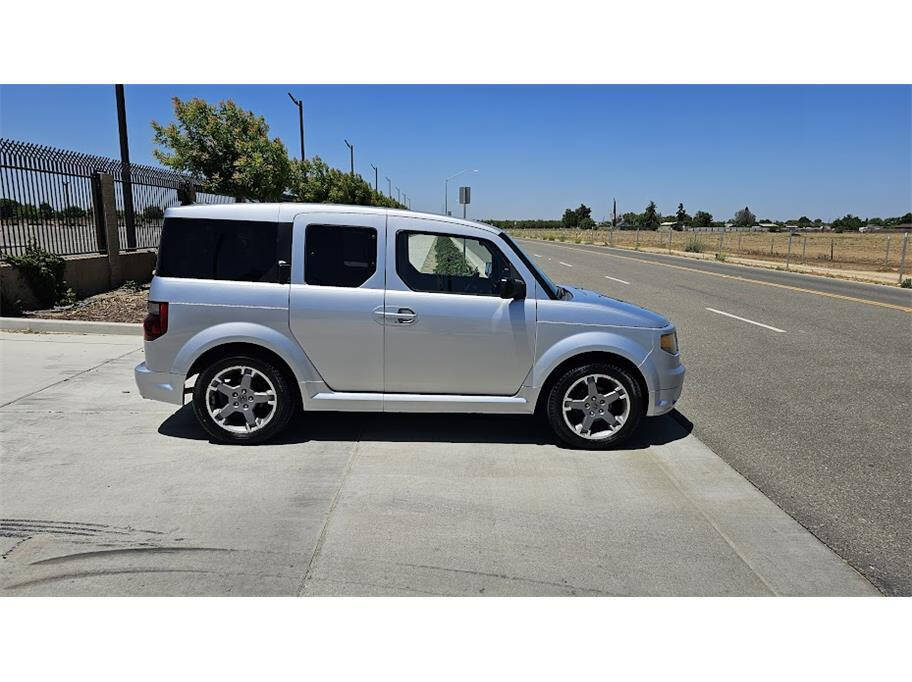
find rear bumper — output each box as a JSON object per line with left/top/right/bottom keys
{"left": 134, "top": 362, "right": 184, "bottom": 405}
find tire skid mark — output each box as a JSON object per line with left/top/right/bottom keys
{"left": 31, "top": 546, "right": 233, "bottom": 566}
{"left": 1, "top": 518, "right": 165, "bottom": 536}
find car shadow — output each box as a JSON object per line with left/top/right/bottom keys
{"left": 157, "top": 404, "right": 693, "bottom": 451}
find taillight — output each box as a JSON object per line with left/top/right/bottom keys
{"left": 143, "top": 301, "right": 169, "bottom": 341}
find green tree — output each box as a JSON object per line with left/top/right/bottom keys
{"left": 433, "top": 236, "right": 478, "bottom": 277}
{"left": 287, "top": 157, "right": 404, "bottom": 209}
{"left": 39, "top": 202, "right": 54, "bottom": 219}
{"left": 797, "top": 215, "right": 812, "bottom": 227}
{"left": 0, "top": 198, "right": 20, "bottom": 220}
{"left": 692, "top": 210, "right": 713, "bottom": 228}
{"left": 675, "top": 202, "right": 686, "bottom": 225}
{"left": 642, "top": 201, "right": 659, "bottom": 230}
{"left": 831, "top": 214, "right": 863, "bottom": 231}
{"left": 152, "top": 97, "right": 291, "bottom": 202}
{"left": 732, "top": 206, "right": 756, "bottom": 227}
{"left": 561, "top": 207, "right": 579, "bottom": 228}
{"left": 142, "top": 205, "right": 165, "bottom": 221}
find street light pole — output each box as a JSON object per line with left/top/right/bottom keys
{"left": 386, "top": 177, "right": 391, "bottom": 197}
{"left": 286, "top": 93, "right": 305, "bottom": 162}
{"left": 115, "top": 84, "right": 136, "bottom": 249}
{"left": 396, "top": 187, "right": 400, "bottom": 203}
{"left": 344, "top": 139, "right": 354, "bottom": 176}
{"left": 371, "top": 164, "right": 378, "bottom": 192}
{"left": 444, "top": 168, "right": 478, "bottom": 216}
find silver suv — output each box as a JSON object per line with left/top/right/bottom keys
{"left": 135, "top": 204, "right": 684, "bottom": 448}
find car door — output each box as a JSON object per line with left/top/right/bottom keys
{"left": 288, "top": 211, "right": 385, "bottom": 392}
{"left": 383, "top": 217, "right": 536, "bottom": 396}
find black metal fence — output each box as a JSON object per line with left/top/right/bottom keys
{"left": 0, "top": 138, "right": 233, "bottom": 257}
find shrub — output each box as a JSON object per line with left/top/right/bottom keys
{"left": 2, "top": 241, "right": 72, "bottom": 307}
{"left": 684, "top": 236, "right": 704, "bottom": 253}
{"left": 901, "top": 278, "right": 911, "bottom": 289}
{"left": 715, "top": 252, "right": 727, "bottom": 261}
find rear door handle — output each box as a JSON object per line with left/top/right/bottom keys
{"left": 372, "top": 306, "right": 418, "bottom": 325}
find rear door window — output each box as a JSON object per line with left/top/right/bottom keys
{"left": 304, "top": 224, "right": 377, "bottom": 287}
{"left": 157, "top": 217, "right": 283, "bottom": 282}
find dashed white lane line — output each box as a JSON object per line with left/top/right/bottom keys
{"left": 559, "top": 261, "right": 574, "bottom": 267}
{"left": 604, "top": 275, "right": 630, "bottom": 285}
{"left": 705, "top": 307, "right": 786, "bottom": 333}
{"left": 533, "top": 254, "right": 543, "bottom": 258}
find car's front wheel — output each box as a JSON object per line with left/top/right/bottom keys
{"left": 192, "top": 355, "right": 295, "bottom": 444}
{"left": 545, "top": 362, "right": 644, "bottom": 449}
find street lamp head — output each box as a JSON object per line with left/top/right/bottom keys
{"left": 288, "top": 93, "right": 299, "bottom": 105}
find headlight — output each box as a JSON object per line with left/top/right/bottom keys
{"left": 660, "top": 331, "right": 678, "bottom": 354}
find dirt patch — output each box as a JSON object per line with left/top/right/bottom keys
{"left": 24, "top": 282, "right": 148, "bottom": 323}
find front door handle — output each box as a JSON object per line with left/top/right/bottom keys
{"left": 391, "top": 307, "right": 417, "bottom": 324}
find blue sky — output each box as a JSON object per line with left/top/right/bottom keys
{"left": 1, "top": 85, "right": 909, "bottom": 221}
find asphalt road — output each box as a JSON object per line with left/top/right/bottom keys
{"left": 0, "top": 331, "right": 876, "bottom": 596}
{"left": 518, "top": 238, "right": 912, "bottom": 595}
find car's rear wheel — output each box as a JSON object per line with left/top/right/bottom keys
{"left": 192, "top": 355, "right": 294, "bottom": 444}
{"left": 545, "top": 362, "right": 644, "bottom": 449}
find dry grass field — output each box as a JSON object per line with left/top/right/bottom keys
{"left": 509, "top": 228, "right": 910, "bottom": 274}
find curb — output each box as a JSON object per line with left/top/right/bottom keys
{"left": 0, "top": 317, "right": 143, "bottom": 336}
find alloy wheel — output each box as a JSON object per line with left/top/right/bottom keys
{"left": 561, "top": 373, "right": 630, "bottom": 440}
{"left": 205, "top": 365, "right": 277, "bottom": 435}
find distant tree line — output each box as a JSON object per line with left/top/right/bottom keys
{"left": 488, "top": 200, "right": 912, "bottom": 232}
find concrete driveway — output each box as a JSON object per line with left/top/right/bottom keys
{"left": 0, "top": 330, "right": 877, "bottom": 596}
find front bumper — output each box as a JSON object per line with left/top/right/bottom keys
{"left": 134, "top": 362, "right": 184, "bottom": 405}
{"left": 647, "top": 361, "right": 685, "bottom": 416}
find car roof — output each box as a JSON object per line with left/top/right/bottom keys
{"left": 163, "top": 202, "right": 501, "bottom": 236}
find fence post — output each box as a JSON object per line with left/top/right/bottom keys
{"left": 884, "top": 236, "right": 891, "bottom": 268}
{"left": 636, "top": 228, "right": 640, "bottom": 247}
{"left": 802, "top": 235, "right": 808, "bottom": 262}
{"left": 718, "top": 229, "right": 724, "bottom": 252}
{"left": 830, "top": 238, "right": 835, "bottom": 262}
{"left": 609, "top": 228, "right": 614, "bottom": 246}
{"left": 667, "top": 229, "right": 672, "bottom": 252}
{"left": 770, "top": 235, "right": 774, "bottom": 255}
{"left": 90, "top": 171, "right": 107, "bottom": 254}
{"left": 786, "top": 233, "right": 793, "bottom": 270}
{"left": 98, "top": 173, "right": 122, "bottom": 287}
{"left": 898, "top": 232, "right": 909, "bottom": 284}
{"left": 738, "top": 231, "right": 743, "bottom": 255}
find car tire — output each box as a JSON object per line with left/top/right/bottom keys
{"left": 545, "top": 362, "right": 644, "bottom": 449}
{"left": 192, "top": 354, "right": 295, "bottom": 444}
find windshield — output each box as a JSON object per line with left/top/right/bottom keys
{"left": 498, "top": 232, "right": 564, "bottom": 300}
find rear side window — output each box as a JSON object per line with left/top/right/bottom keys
{"left": 157, "top": 218, "right": 283, "bottom": 282}
{"left": 305, "top": 224, "right": 377, "bottom": 287}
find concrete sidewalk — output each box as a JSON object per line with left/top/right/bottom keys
{"left": 0, "top": 331, "right": 878, "bottom": 596}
